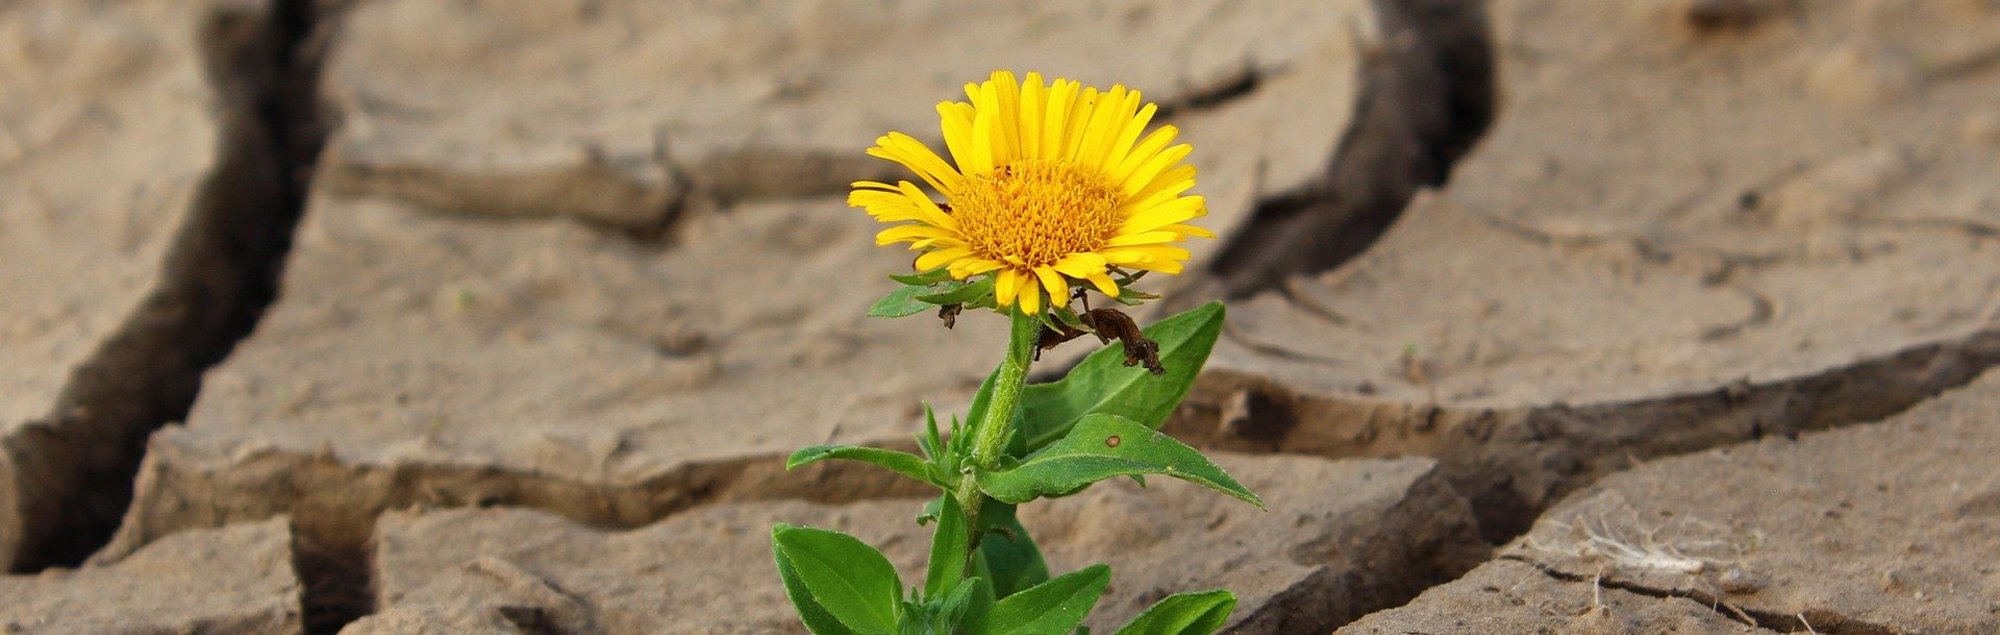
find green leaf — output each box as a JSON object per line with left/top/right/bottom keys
{"left": 1110, "top": 591, "right": 1236, "bottom": 635}
{"left": 772, "top": 525, "right": 904, "bottom": 634}
{"left": 774, "top": 531, "right": 860, "bottom": 635}
{"left": 924, "top": 493, "right": 970, "bottom": 599}
{"left": 788, "top": 445, "right": 943, "bottom": 488}
{"left": 973, "top": 500, "right": 1049, "bottom": 599}
{"left": 965, "top": 564, "right": 1112, "bottom": 635}
{"left": 1018, "top": 302, "right": 1224, "bottom": 451}
{"left": 917, "top": 276, "right": 992, "bottom": 305}
{"left": 868, "top": 284, "right": 936, "bottom": 318}
{"left": 975, "top": 413, "right": 1264, "bottom": 510}
{"left": 917, "top": 403, "right": 945, "bottom": 463}
{"left": 891, "top": 268, "right": 954, "bottom": 285}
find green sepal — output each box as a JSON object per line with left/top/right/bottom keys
{"left": 787, "top": 445, "right": 944, "bottom": 488}
{"left": 923, "top": 493, "right": 971, "bottom": 599}
{"left": 963, "top": 564, "right": 1112, "bottom": 635}
{"left": 917, "top": 276, "right": 993, "bottom": 305}
{"left": 890, "top": 268, "right": 954, "bottom": 286}
{"left": 772, "top": 524, "right": 903, "bottom": 634}
{"left": 1110, "top": 590, "right": 1236, "bottom": 635}
{"left": 974, "top": 413, "right": 1264, "bottom": 510}
{"left": 1018, "top": 302, "right": 1224, "bottom": 452}
{"left": 869, "top": 277, "right": 982, "bottom": 318}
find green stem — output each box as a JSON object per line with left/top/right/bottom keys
{"left": 954, "top": 310, "right": 1038, "bottom": 582}
{"left": 972, "top": 310, "right": 1040, "bottom": 471}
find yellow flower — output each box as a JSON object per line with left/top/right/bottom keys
{"left": 851, "top": 70, "right": 1212, "bottom": 315}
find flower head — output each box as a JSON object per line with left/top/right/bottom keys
{"left": 851, "top": 70, "right": 1211, "bottom": 315}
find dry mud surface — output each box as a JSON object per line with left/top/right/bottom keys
{"left": 0, "top": 0, "right": 296, "bottom": 571}
{"left": 0, "top": 517, "right": 302, "bottom": 634}
{"left": 1, "top": 0, "right": 1999, "bottom": 633}
{"left": 1171, "top": 0, "right": 2000, "bottom": 537}
{"left": 346, "top": 455, "right": 1482, "bottom": 635}
{"left": 1342, "top": 367, "right": 2000, "bottom": 635}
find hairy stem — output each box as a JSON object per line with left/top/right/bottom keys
{"left": 971, "top": 310, "right": 1039, "bottom": 470}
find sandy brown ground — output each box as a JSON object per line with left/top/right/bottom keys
{"left": 1169, "top": 0, "right": 2000, "bottom": 539}
{"left": 0, "top": 0, "right": 296, "bottom": 571}
{"left": 0, "top": 517, "right": 301, "bottom": 634}
{"left": 1344, "top": 365, "right": 2000, "bottom": 634}
{"left": 0, "top": 0, "right": 1998, "bottom": 633}
{"left": 345, "top": 455, "right": 1482, "bottom": 635}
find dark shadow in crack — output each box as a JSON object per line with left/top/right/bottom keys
{"left": 1202, "top": 0, "right": 1495, "bottom": 300}
{"left": 6, "top": 0, "right": 327, "bottom": 573}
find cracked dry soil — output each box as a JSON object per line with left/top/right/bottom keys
{"left": 4, "top": 0, "right": 2000, "bottom": 634}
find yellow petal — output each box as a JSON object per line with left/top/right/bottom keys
{"left": 949, "top": 258, "right": 1005, "bottom": 279}
{"left": 1104, "top": 231, "right": 1183, "bottom": 247}
{"left": 1075, "top": 85, "right": 1128, "bottom": 169}
{"left": 967, "top": 94, "right": 997, "bottom": 176}
{"left": 916, "top": 247, "right": 972, "bottom": 271}
{"left": 1018, "top": 280, "right": 1042, "bottom": 314}
{"left": 1122, "top": 143, "right": 1194, "bottom": 197}
{"left": 1121, "top": 196, "right": 1206, "bottom": 234}
{"left": 875, "top": 224, "right": 952, "bottom": 245}
{"left": 1041, "top": 79, "right": 1078, "bottom": 160}
{"left": 1122, "top": 165, "right": 1197, "bottom": 210}
{"left": 866, "top": 133, "right": 963, "bottom": 195}
{"left": 896, "top": 181, "right": 957, "bottom": 230}
{"left": 1101, "top": 100, "right": 1156, "bottom": 172}
{"left": 938, "top": 101, "right": 976, "bottom": 175}
{"left": 1034, "top": 267, "right": 1068, "bottom": 306}
{"left": 1051, "top": 252, "right": 1108, "bottom": 278}
{"left": 1085, "top": 272, "right": 1120, "bottom": 297}
{"left": 1159, "top": 223, "right": 1215, "bottom": 239}
{"left": 1019, "top": 72, "right": 1045, "bottom": 161}
{"left": 990, "top": 70, "right": 1022, "bottom": 162}
{"left": 1062, "top": 86, "right": 1099, "bottom": 160}
{"left": 995, "top": 268, "right": 1023, "bottom": 307}
{"left": 1109, "top": 125, "right": 1180, "bottom": 185}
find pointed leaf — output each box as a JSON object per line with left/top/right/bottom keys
{"left": 937, "top": 576, "right": 989, "bottom": 631}
{"left": 1110, "top": 590, "right": 1236, "bottom": 635}
{"left": 773, "top": 532, "right": 860, "bottom": 635}
{"left": 924, "top": 493, "right": 971, "bottom": 599}
{"left": 772, "top": 525, "right": 903, "bottom": 634}
{"left": 1019, "top": 303, "right": 1224, "bottom": 451}
{"left": 975, "top": 414, "right": 1263, "bottom": 510}
{"left": 965, "top": 564, "right": 1111, "bottom": 635}
{"left": 868, "top": 284, "right": 936, "bottom": 318}
{"left": 788, "top": 445, "right": 943, "bottom": 488}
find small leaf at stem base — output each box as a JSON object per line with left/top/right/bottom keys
{"left": 1110, "top": 590, "right": 1236, "bottom": 635}
{"left": 771, "top": 524, "right": 903, "bottom": 634}
{"left": 963, "top": 564, "right": 1111, "bottom": 635}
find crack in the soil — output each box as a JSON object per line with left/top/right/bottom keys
{"left": 1499, "top": 555, "right": 1902, "bottom": 635}
{"left": 1198, "top": 0, "right": 1495, "bottom": 301}
{"left": 1174, "top": 327, "right": 2000, "bottom": 544}
{"left": 1154, "top": 64, "right": 1265, "bottom": 120}
{"left": 2, "top": 0, "right": 323, "bottom": 573}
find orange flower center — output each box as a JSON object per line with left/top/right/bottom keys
{"left": 951, "top": 159, "right": 1123, "bottom": 268}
